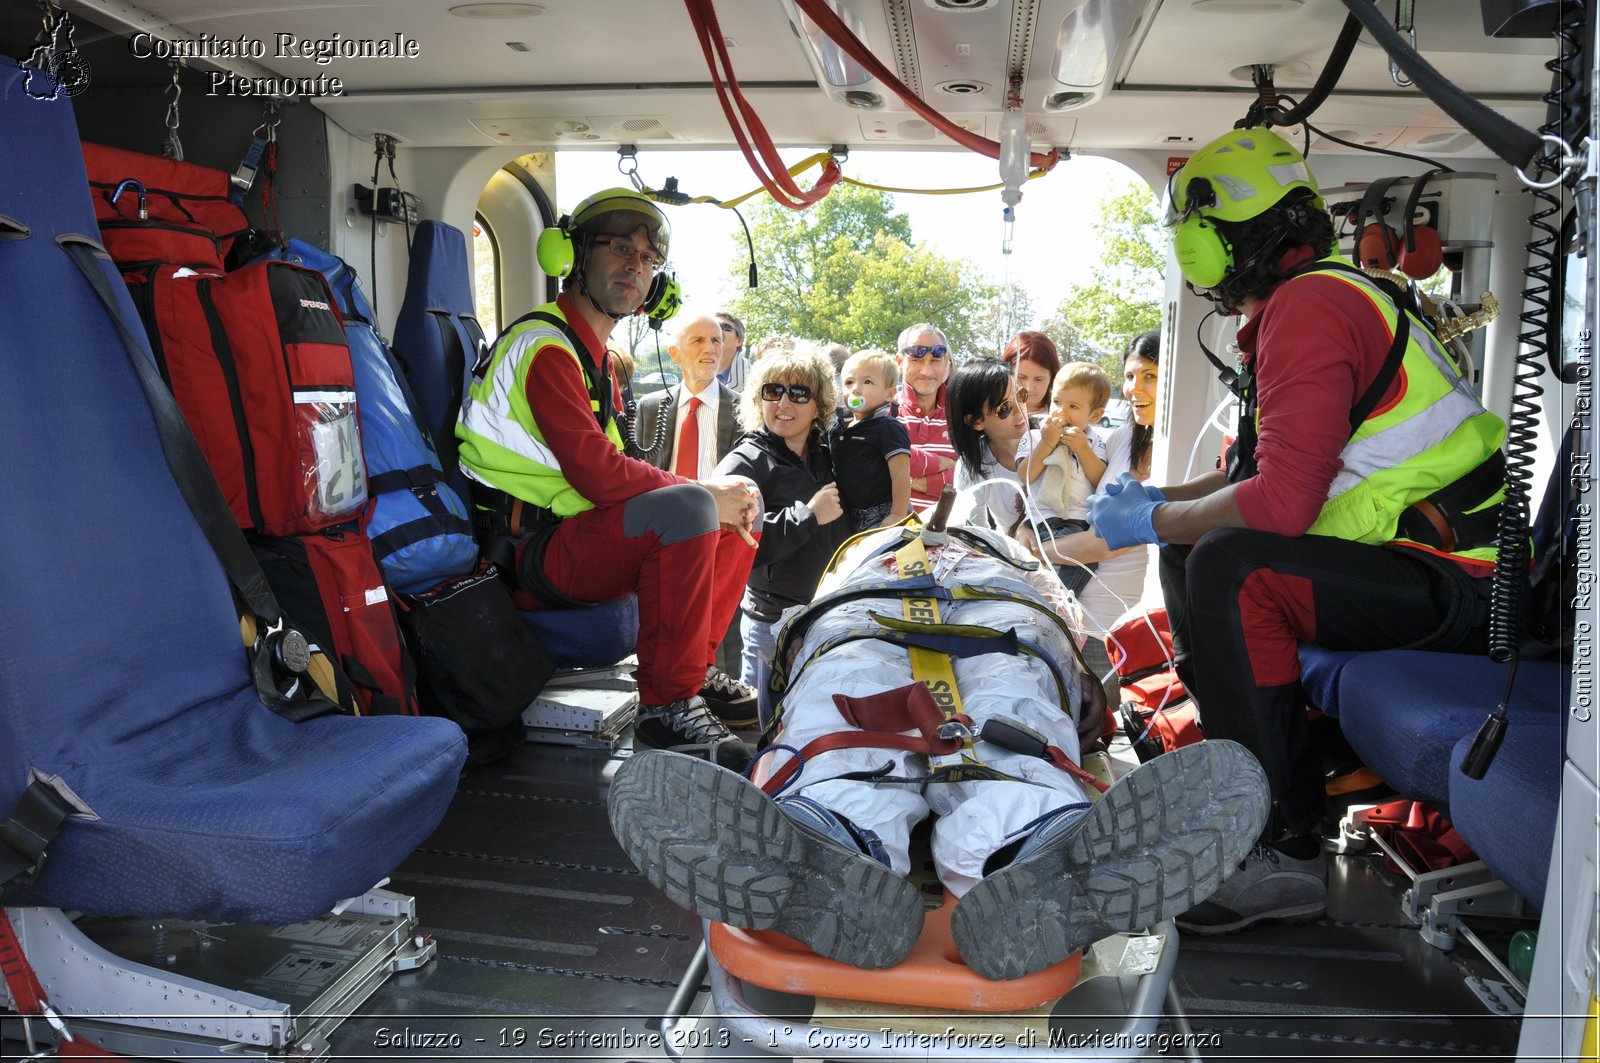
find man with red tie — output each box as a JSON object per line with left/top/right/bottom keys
{"left": 634, "top": 313, "right": 742, "bottom": 480}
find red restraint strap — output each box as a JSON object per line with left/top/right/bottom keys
{"left": 0, "top": 910, "right": 124, "bottom": 1058}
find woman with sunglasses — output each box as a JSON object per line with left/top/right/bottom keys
{"left": 1001, "top": 331, "right": 1060, "bottom": 419}
{"left": 893, "top": 323, "right": 957, "bottom": 511}
{"left": 946, "top": 358, "right": 1043, "bottom": 534}
{"left": 713, "top": 350, "right": 848, "bottom": 728}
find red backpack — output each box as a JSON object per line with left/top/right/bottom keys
{"left": 126, "top": 260, "right": 368, "bottom": 535}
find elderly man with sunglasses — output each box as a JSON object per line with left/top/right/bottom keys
{"left": 893, "top": 323, "right": 957, "bottom": 510}
{"left": 458, "top": 188, "right": 761, "bottom": 771}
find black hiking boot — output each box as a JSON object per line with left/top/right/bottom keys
{"left": 608, "top": 750, "right": 924, "bottom": 969}
{"left": 698, "top": 667, "right": 759, "bottom": 727}
{"left": 952, "top": 739, "right": 1269, "bottom": 980}
{"left": 632, "top": 696, "right": 752, "bottom": 772}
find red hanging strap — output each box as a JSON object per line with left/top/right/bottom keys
{"left": 683, "top": 0, "right": 840, "bottom": 210}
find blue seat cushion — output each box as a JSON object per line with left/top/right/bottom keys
{"left": 1298, "top": 645, "right": 1366, "bottom": 718}
{"left": 1334, "top": 651, "right": 1565, "bottom": 812}
{"left": 521, "top": 595, "right": 639, "bottom": 670}
{"left": 1449, "top": 714, "right": 1566, "bottom": 906}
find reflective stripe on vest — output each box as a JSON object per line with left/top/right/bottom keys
{"left": 1294, "top": 264, "right": 1505, "bottom": 563}
{"left": 456, "top": 306, "right": 623, "bottom": 517}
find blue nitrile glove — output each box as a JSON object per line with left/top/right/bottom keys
{"left": 1088, "top": 472, "right": 1166, "bottom": 549}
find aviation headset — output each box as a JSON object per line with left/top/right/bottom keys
{"left": 535, "top": 187, "right": 680, "bottom": 323}
{"left": 1166, "top": 127, "right": 1325, "bottom": 290}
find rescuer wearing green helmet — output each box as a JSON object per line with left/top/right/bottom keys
{"left": 1089, "top": 127, "right": 1507, "bottom": 933}
{"left": 458, "top": 188, "right": 760, "bottom": 770}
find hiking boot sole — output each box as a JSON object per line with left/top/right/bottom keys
{"left": 952, "top": 739, "right": 1269, "bottom": 981}
{"left": 1176, "top": 899, "right": 1326, "bottom": 936}
{"left": 608, "top": 750, "right": 923, "bottom": 969}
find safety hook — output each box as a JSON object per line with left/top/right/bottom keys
{"left": 1389, "top": 0, "right": 1415, "bottom": 88}
{"left": 1516, "top": 133, "right": 1583, "bottom": 191}
{"left": 617, "top": 145, "right": 643, "bottom": 191}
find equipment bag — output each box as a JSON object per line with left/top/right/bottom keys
{"left": 398, "top": 560, "right": 553, "bottom": 737}
{"left": 1105, "top": 607, "right": 1204, "bottom": 763}
{"left": 251, "top": 526, "right": 418, "bottom": 716}
{"left": 256, "top": 239, "right": 479, "bottom": 592}
{"left": 82, "top": 142, "right": 250, "bottom": 272}
{"left": 126, "top": 259, "right": 368, "bottom": 535}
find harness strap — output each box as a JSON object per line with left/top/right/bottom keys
{"left": 0, "top": 781, "right": 73, "bottom": 899}
{"left": 893, "top": 537, "right": 985, "bottom": 776}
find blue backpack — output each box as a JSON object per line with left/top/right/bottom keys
{"left": 259, "top": 239, "right": 479, "bottom": 593}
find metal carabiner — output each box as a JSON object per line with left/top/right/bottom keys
{"left": 1390, "top": 0, "right": 1415, "bottom": 88}
{"left": 1516, "top": 133, "right": 1582, "bottom": 191}
{"left": 617, "top": 144, "right": 643, "bottom": 191}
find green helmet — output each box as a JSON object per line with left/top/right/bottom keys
{"left": 1166, "top": 126, "right": 1323, "bottom": 225}
{"left": 1165, "top": 127, "right": 1324, "bottom": 289}
{"left": 571, "top": 187, "right": 670, "bottom": 259}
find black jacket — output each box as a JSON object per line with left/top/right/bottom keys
{"left": 714, "top": 427, "right": 849, "bottom": 621}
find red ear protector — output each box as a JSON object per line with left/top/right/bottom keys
{"left": 1356, "top": 175, "right": 1405, "bottom": 270}
{"left": 1397, "top": 168, "right": 1445, "bottom": 280}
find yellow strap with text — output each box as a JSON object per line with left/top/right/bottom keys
{"left": 892, "top": 536, "right": 982, "bottom": 773}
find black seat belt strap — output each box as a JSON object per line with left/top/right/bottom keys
{"left": 0, "top": 782, "right": 74, "bottom": 899}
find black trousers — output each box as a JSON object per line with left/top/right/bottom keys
{"left": 1159, "top": 528, "right": 1490, "bottom": 839}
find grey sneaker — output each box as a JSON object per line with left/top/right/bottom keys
{"left": 952, "top": 739, "right": 1269, "bottom": 981}
{"left": 1175, "top": 843, "right": 1328, "bottom": 934}
{"left": 632, "top": 696, "right": 752, "bottom": 772}
{"left": 608, "top": 750, "right": 924, "bottom": 969}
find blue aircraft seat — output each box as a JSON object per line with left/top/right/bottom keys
{"left": 0, "top": 55, "right": 465, "bottom": 925}
{"left": 1449, "top": 713, "right": 1567, "bottom": 905}
{"left": 390, "top": 220, "right": 487, "bottom": 509}
{"left": 1300, "top": 435, "right": 1574, "bottom": 904}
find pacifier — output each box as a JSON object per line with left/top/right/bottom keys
{"left": 847, "top": 395, "right": 865, "bottom": 409}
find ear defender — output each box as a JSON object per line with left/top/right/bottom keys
{"left": 1356, "top": 176, "right": 1404, "bottom": 271}
{"left": 536, "top": 215, "right": 576, "bottom": 277}
{"left": 1397, "top": 168, "right": 1445, "bottom": 280}
{"left": 1173, "top": 215, "right": 1233, "bottom": 289}
{"left": 642, "top": 270, "right": 681, "bottom": 328}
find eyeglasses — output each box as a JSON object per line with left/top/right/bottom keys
{"left": 718, "top": 321, "right": 744, "bottom": 343}
{"left": 594, "top": 236, "right": 665, "bottom": 274}
{"left": 760, "top": 382, "right": 814, "bottom": 404}
{"left": 993, "top": 390, "right": 1028, "bottom": 420}
{"left": 902, "top": 344, "right": 948, "bottom": 360}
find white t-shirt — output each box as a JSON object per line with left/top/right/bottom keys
{"left": 1075, "top": 422, "right": 1152, "bottom": 632}
{"left": 1033, "top": 426, "right": 1109, "bottom": 521}
{"left": 954, "top": 439, "right": 1063, "bottom": 531}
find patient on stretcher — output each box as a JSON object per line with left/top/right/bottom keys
{"left": 610, "top": 521, "right": 1269, "bottom": 980}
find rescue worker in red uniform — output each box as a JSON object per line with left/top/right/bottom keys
{"left": 457, "top": 189, "right": 761, "bottom": 769}
{"left": 1090, "top": 128, "right": 1506, "bottom": 932}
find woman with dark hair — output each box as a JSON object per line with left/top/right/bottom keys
{"left": 1001, "top": 331, "right": 1060, "bottom": 418}
{"left": 947, "top": 358, "right": 1039, "bottom": 533}
{"left": 714, "top": 350, "right": 847, "bottom": 727}
{"left": 1031, "top": 331, "right": 1161, "bottom": 690}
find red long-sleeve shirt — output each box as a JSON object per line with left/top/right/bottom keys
{"left": 897, "top": 380, "right": 954, "bottom": 507}
{"left": 1233, "top": 269, "right": 1401, "bottom": 537}
{"left": 521, "top": 294, "right": 684, "bottom": 508}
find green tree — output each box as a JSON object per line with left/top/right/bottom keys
{"left": 970, "top": 284, "right": 1036, "bottom": 361}
{"left": 731, "top": 184, "right": 990, "bottom": 355}
{"left": 1048, "top": 181, "right": 1165, "bottom": 365}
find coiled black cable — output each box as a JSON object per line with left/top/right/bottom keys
{"left": 624, "top": 330, "right": 673, "bottom": 458}
{"left": 1462, "top": 1, "right": 1584, "bottom": 778}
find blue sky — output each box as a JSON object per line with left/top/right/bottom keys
{"left": 555, "top": 148, "right": 1144, "bottom": 325}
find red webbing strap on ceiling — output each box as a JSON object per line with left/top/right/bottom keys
{"left": 0, "top": 910, "right": 124, "bottom": 1058}
{"left": 684, "top": 0, "right": 842, "bottom": 210}
{"left": 791, "top": 0, "right": 1058, "bottom": 171}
